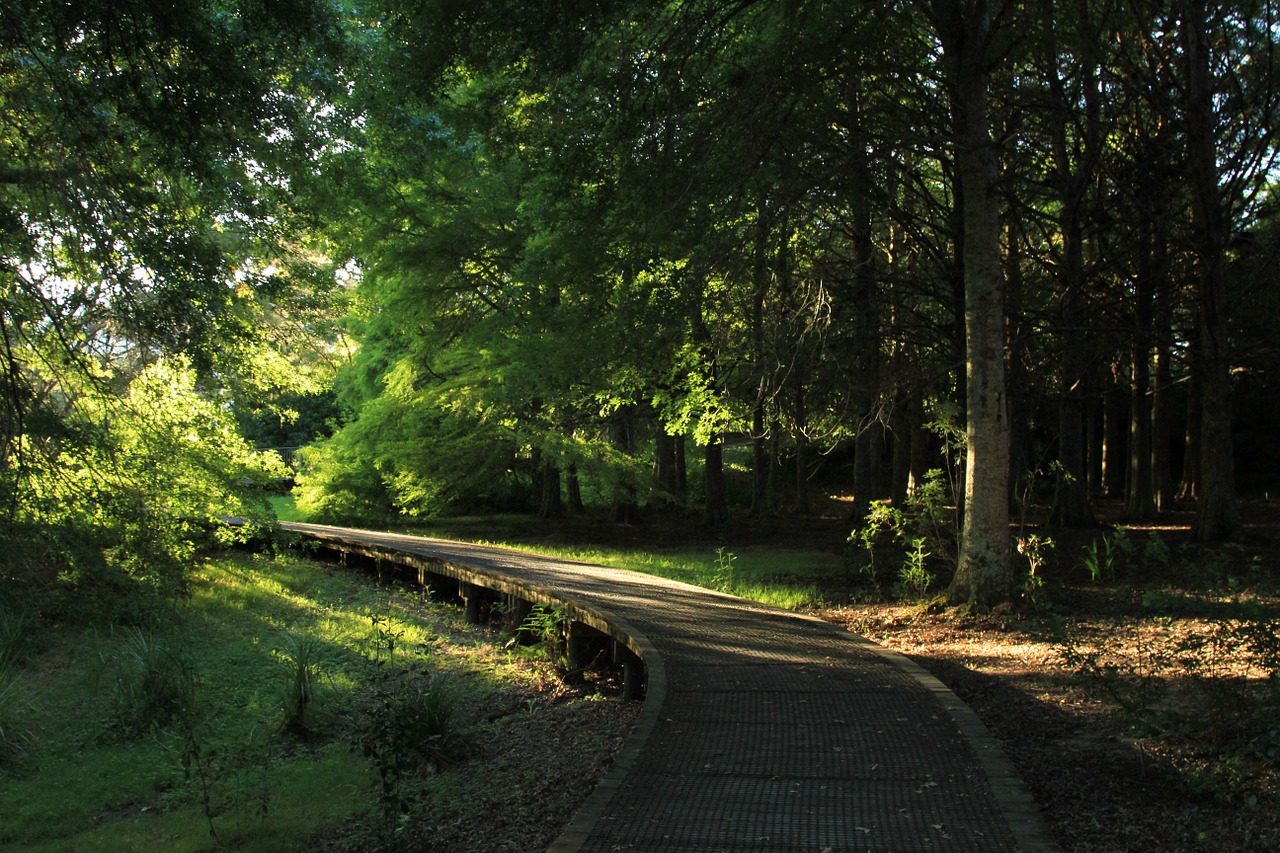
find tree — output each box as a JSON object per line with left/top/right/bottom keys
{"left": 924, "top": 0, "right": 1014, "bottom": 607}
{"left": 1176, "top": 0, "right": 1279, "bottom": 541}
{"left": 1, "top": 0, "right": 343, "bottom": 593}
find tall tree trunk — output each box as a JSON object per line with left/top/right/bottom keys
{"left": 1126, "top": 145, "right": 1172, "bottom": 521}
{"left": 890, "top": 395, "right": 912, "bottom": 508}
{"left": 654, "top": 430, "right": 679, "bottom": 508}
{"left": 611, "top": 406, "right": 639, "bottom": 523}
{"left": 851, "top": 414, "right": 887, "bottom": 519}
{"left": 1050, "top": 184, "right": 1094, "bottom": 526}
{"left": 1005, "top": 219, "right": 1031, "bottom": 514}
{"left": 1126, "top": 344, "right": 1156, "bottom": 520}
{"left": 1152, "top": 314, "right": 1176, "bottom": 511}
{"left": 704, "top": 440, "right": 727, "bottom": 526}
{"left": 793, "top": 372, "right": 810, "bottom": 514}
{"left": 931, "top": 0, "right": 1012, "bottom": 607}
{"left": 1182, "top": 0, "right": 1241, "bottom": 540}
{"left": 1086, "top": 386, "right": 1102, "bottom": 498}
{"left": 566, "top": 464, "right": 585, "bottom": 516}
{"left": 1178, "top": 364, "right": 1202, "bottom": 501}
{"left": 539, "top": 462, "right": 563, "bottom": 519}
{"left": 906, "top": 382, "right": 932, "bottom": 498}
{"left": 751, "top": 402, "right": 770, "bottom": 518}
{"left": 1044, "top": 0, "right": 1101, "bottom": 528}
{"left": 844, "top": 74, "right": 881, "bottom": 528}
{"left": 674, "top": 434, "right": 688, "bottom": 501}
{"left": 1102, "top": 366, "right": 1127, "bottom": 498}
{"left": 1149, "top": 163, "right": 1178, "bottom": 513}
{"left": 750, "top": 204, "right": 771, "bottom": 519}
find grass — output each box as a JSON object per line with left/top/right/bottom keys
{"left": 526, "top": 543, "right": 834, "bottom": 610}
{"left": 0, "top": 549, "right": 565, "bottom": 852}
{"left": 267, "top": 494, "right": 308, "bottom": 523}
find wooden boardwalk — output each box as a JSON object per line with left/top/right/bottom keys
{"left": 281, "top": 522, "right": 1059, "bottom": 853}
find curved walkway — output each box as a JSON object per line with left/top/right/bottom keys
{"left": 281, "top": 522, "right": 1059, "bottom": 853}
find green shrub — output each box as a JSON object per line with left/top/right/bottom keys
{"left": 849, "top": 469, "right": 955, "bottom": 595}
{"left": 350, "top": 667, "right": 460, "bottom": 821}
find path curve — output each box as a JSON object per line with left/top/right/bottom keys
{"left": 281, "top": 522, "right": 1059, "bottom": 853}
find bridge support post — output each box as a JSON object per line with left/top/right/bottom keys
{"left": 461, "top": 582, "right": 481, "bottom": 624}
{"left": 566, "top": 621, "right": 591, "bottom": 683}
{"left": 613, "top": 640, "right": 644, "bottom": 700}
{"left": 506, "top": 596, "right": 533, "bottom": 643}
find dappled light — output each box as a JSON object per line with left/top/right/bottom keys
{"left": 3, "top": 1, "right": 1280, "bottom": 851}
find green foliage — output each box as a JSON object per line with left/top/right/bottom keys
{"left": 349, "top": 666, "right": 460, "bottom": 823}
{"left": 292, "top": 394, "right": 527, "bottom": 522}
{"left": 2, "top": 550, "right": 580, "bottom": 849}
{"left": 0, "top": 355, "right": 293, "bottom": 626}
{"left": 103, "top": 625, "right": 198, "bottom": 736}
{"left": 365, "top": 613, "right": 407, "bottom": 666}
{"left": 1016, "top": 534, "right": 1055, "bottom": 608}
{"left": 849, "top": 470, "right": 956, "bottom": 596}
{"left": 518, "top": 603, "right": 568, "bottom": 661}
{"left": 275, "top": 629, "right": 334, "bottom": 738}
{"left": 1080, "top": 527, "right": 1134, "bottom": 583}
{"left": 898, "top": 538, "right": 934, "bottom": 597}
{"left": 710, "top": 547, "right": 738, "bottom": 592}
{"left": 0, "top": 665, "right": 33, "bottom": 765}
{"left": 0, "top": 609, "right": 37, "bottom": 672}
{"left": 1, "top": 0, "right": 348, "bottom": 623}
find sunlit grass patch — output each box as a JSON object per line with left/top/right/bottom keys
{"left": 0, "top": 549, "right": 575, "bottom": 851}
{"left": 479, "top": 541, "right": 835, "bottom": 611}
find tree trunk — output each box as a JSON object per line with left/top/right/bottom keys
{"left": 1126, "top": 344, "right": 1156, "bottom": 521}
{"left": 610, "top": 406, "right": 639, "bottom": 523}
{"left": 654, "top": 430, "right": 678, "bottom": 507}
{"left": 566, "top": 464, "right": 585, "bottom": 516}
{"left": 674, "top": 434, "right": 688, "bottom": 500}
{"left": 539, "top": 462, "right": 563, "bottom": 519}
{"left": 704, "top": 440, "right": 727, "bottom": 526}
{"left": 932, "top": 0, "right": 1012, "bottom": 608}
{"left": 750, "top": 204, "right": 771, "bottom": 519}
{"left": 1182, "top": 0, "right": 1241, "bottom": 541}
{"left": 1126, "top": 166, "right": 1163, "bottom": 521}
{"left": 1102, "top": 367, "right": 1127, "bottom": 498}
{"left": 1086, "top": 387, "right": 1102, "bottom": 498}
{"left": 793, "top": 368, "right": 810, "bottom": 514}
{"left": 750, "top": 402, "right": 769, "bottom": 518}
{"left": 1050, "top": 191, "right": 1094, "bottom": 526}
{"left": 851, "top": 412, "right": 876, "bottom": 524}
{"left": 1005, "top": 219, "right": 1030, "bottom": 514}
{"left": 1178, "top": 366, "right": 1202, "bottom": 501}
{"left": 890, "top": 396, "right": 912, "bottom": 508}
{"left": 1152, "top": 317, "right": 1176, "bottom": 511}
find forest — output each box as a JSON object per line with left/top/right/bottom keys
{"left": 3, "top": 2, "right": 1280, "bottom": 850}
{"left": 3, "top": 0, "right": 1280, "bottom": 607}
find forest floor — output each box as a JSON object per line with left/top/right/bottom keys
{"left": 818, "top": 498, "right": 1280, "bottom": 853}
{"left": 452, "top": 496, "right": 1280, "bottom": 853}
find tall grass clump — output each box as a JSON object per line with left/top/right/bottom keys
{"left": 0, "top": 610, "right": 37, "bottom": 671}
{"left": 105, "top": 625, "right": 197, "bottom": 735}
{"left": 276, "top": 629, "right": 334, "bottom": 737}
{"left": 0, "top": 665, "right": 33, "bottom": 764}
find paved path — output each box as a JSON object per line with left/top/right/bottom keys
{"left": 281, "top": 522, "right": 1058, "bottom": 853}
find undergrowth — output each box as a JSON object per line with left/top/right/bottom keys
{"left": 0, "top": 549, "right": 586, "bottom": 851}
